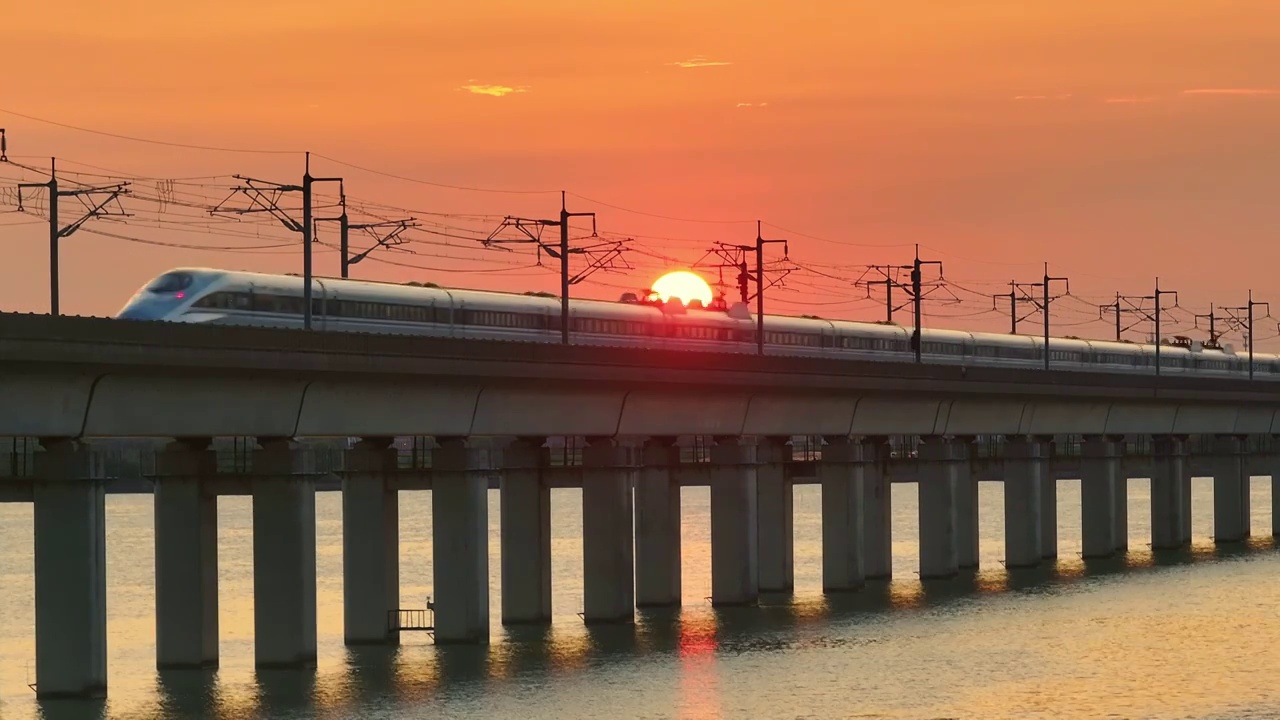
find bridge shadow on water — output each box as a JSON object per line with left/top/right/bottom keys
{"left": 32, "top": 537, "right": 1280, "bottom": 719}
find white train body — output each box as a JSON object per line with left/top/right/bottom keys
{"left": 115, "top": 268, "right": 1279, "bottom": 379}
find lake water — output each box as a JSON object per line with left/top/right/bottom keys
{"left": 1, "top": 478, "right": 1279, "bottom": 719}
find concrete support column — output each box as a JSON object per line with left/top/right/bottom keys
{"left": 154, "top": 438, "right": 219, "bottom": 668}
{"left": 432, "top": 437, "right": 491, "bottom": 643}
{"left": 33, "top": 439, "right": 106, "bottom": 699}
{"left": 342, "top": 437, "right": 399, "bottom": 645}
{"left": 860, "top": 437, "right": 892, "bottom": 579}
{"left": 1040, "top": 437, "right": 1058, "bottom": 560}
{"left": 709, "top": 436, "right": 758, "bottom": 607}
{"left": 952, "top": 437, "right": 979, "bottom": 569}
{"left": 581, "top": 437, "right": 635, "bottom": 623}
{"left": 1151, "top": 435, "right": 1188, "bottom": 550}
{"left": 819, "top": 436, "right": 865, "bottom": 592}
{"left": 635, "top": 437, "right": 681, "bottom": 608}
{"left": 251, "top": 438, "right": 317, "bottom": 668}
{"left": 1080, "top": 436, "right": 1120, "bottom": 558}
{"left": 1181, "top": 447, "right": 1193, "bottom": 546}
{"left": 1114, "top": 454, "right": 1130, "bottom": 553}
{"left": 500, "top": 437, "right": 552, "bottom": 624}
{"left": 1212, "top": 435, "right": 1250, "bottom": 543}
{"left": 1271, "top": 439, "right": 1280, "bottom": 537}
{"left": 1002, "top": 437, "right": 1043, "bottom": 568}
{"left": 916, "top": 437, "right": 959, "bottom": 579}
{"left": 756, "top": 436, "right": 793, "bottom": 593}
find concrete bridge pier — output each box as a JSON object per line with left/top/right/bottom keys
{"left": 581, "top": 438, "right": 635, "bottom": 623}
{"left": 1002, "top": 437, "right": 1044, "bottom": 568}
{"left": 342, "top": 437, "right": 399, "bottom": 645}
{"left": 916, "top": 436, "right": 959, "bottom": 580}
{"left": 32, "top": 438, "right": 106, "bottom": 699}
{"left": 1080, "top": 436, "right": 1120, "bottom": 558}
{"left": 1181, "top": 449, "right": 1194, "bottom": 546}
{"left": 1271, "top": 448, "right": 1280, "bottom": 536}
{"left": 710, "top": 436, "right": 759, "bottom": 606}
{"left": 1212, "top": 435, "right": 1250, "bottom": 543}
{"left": 952, "top": 437, "right": 979, "bottom": 569}
{"left": 756, "top": 436, "right": 793, "bottom": 593}
{"left": 1151, "top": 435, "right": 1188, "bottom": 549}
{"left": 500, "top": 437, "right": 552, "bottom": 624}
{"left": 1271, "top": 439, "right": 1280, "bottom": 537}
{"left": 251, "top": 438, "right": 317, "bottom": 668}
{"left": 1039, "top": 437, "right": 1058, "bottom": 560}
{"left": 861, "top": 437, "right": 892, "bottom": 579}
{"left": 432, "top": 438, "right": 491, "bottom": 643}
{"left": 1114, "top": 466, "right": 1130, "bottom": 553}
{"left": 154, "top": 438, "right": 219, "bottom": 668}
{"left": 635, "top": 437, "right": 682, "bottom": 607}
{"left": 819, "top": 436, "right": 864, "bottom": 592}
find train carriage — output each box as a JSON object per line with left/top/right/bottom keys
{"left": 115, "top": 267, "right": 1280, "bottom": 380}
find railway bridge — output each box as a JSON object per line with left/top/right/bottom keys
{"left": 2, "top": 312, "right": 1278, "bottom": 698}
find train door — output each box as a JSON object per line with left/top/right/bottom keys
{"left": 240, "top": 281, "right": 257, "bottom": 325}
{"left": 314, "top": 279, "right": 328, "bottom": 331}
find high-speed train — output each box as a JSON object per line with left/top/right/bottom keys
{"left": 115, "top": 267, "right": 1279, "bottom": 378}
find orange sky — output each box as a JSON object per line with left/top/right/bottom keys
{"left": 4, "top": 1, "right": 1280, "bottom": 345}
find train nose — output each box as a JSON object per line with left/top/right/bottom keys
{"left": 116, "top": 301, "right": 169, "bottom": 320}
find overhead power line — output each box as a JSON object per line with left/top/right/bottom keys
{"left": 210, "top": 152, "right": 342, "bottom": 329}
{"left": 1219, "top": 291, "right": 1271, "bottom": 381}
{"left": 484, "top": 192, "right": 633, "bottom": 344}
{"left": 311, "top": 153, "right": 558, "bottom": 196}
{"left": 14, "top": 157, "right": 130, "bottom": 315}
{"left": 692, "top": 222, "right": 789, "bottom": 355}
{"left": 0, "top": 106, "right": 301, "bottom": 155}
{"left": 1009, "top": 263, "right": 1070, "bottom": 371}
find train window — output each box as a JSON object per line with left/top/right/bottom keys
{"left": 147, "top": 272, "right": 193, "bottom": 293}
{"left": 468, "top": 307, "right": 522, "bottom": 326}
{"left": 766, "top": 331, "right": 821, "bottom": 347}
{"left": 995, "top": 347, "right": 1027, "bottom": 359}
{"left": 254, "top": 294, "right": 302, "bottom": 315}
{"left": 194, "top": 292, "right": 227, "bottom": 309}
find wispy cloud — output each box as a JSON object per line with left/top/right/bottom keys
{"left": 1182, "top": 87, "right": 1280, "bottom": 96}
{"left": 736, "top": 102, "right": 768, "bottom": 108}
{"left": 1012, "top": 93, "right": 1072, "bottom": 101}
{"left": 1104, "top": 96, "right": 1158, "bottom": 104}
{"left": 668, "top": 56, "right": 731, "bottom": 69}
{"left": 459, "top": 82, "right": 528, "bottom": 97}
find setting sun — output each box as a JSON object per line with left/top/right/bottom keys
{"left": 651, "top": 270, "right": 714, "bottom": 307}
